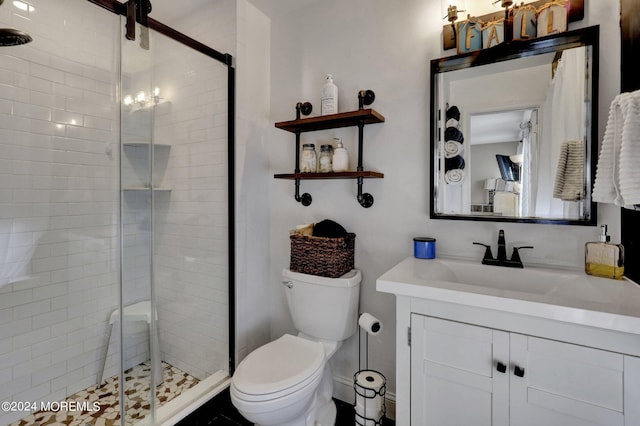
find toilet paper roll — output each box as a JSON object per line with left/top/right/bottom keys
{"left": 355, "top": 370, "right": 385, "bottom": 425}
{"left": 358, "top": 313, "right": 382, "bottom": 336}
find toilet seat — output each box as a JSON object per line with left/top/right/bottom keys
{"left": 232, "top": 334, "right": 326, "bottom": 402}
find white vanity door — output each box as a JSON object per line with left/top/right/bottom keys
{"left": 510, "top": 333, "right": 625, "bottom": 426}
{"left": 410, "top": 314, "right": 509, "bottom": 426}
{"left": 624, "top": 355, "right": 640, "bottom": 426}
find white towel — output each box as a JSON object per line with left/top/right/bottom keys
{"left": 444, "top": 141, "right": 464, "bottom": 158}
{"left": 445, "top": 169, "right": 464, "bottom": 185}
{"left": 553, "top": 140, "right": 584, "bottom": 201}
{"left": 592, "top": 90, "right": 640, "bottom": 208}
{"left": 445, "top": 118, "right": 460, "bottom": 129}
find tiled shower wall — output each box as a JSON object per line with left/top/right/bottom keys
{"left": 0, "top": 1, "right": 120, "bottom": 425}
{"left": 151, "top": 35, "right": 230, "bottom": 380}
{"left": 0, "top": 1, "right": 233, "bottom": 423}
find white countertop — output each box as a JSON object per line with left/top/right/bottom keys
{"left": 377, "top": 256, "right": 640, "bottom": 336}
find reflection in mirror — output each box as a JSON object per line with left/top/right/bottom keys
{"left": 431, "top": 26, "right": 599, "bottom": 225}
{"left": 469, "top": 108, "right": 535, "bottom": 217}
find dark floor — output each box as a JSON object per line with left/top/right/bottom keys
{"left": 177, "top": 387, "right": 394, "bottom": 425}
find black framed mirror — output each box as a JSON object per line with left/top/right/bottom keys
{"left": 430, "top": 25, "right": 599, "bottom": 225}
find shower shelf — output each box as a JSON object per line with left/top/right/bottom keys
{"left": 123, "top": 141, "right": 171, "bottom": 149}
{"left": 122, "top": 141, "right": 171, "bottom": 193}
{"left": 123, "top": 187, "right": 171, "bottom": 192}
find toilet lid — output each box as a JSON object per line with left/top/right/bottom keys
{"left": 233, "top": 334, "right": 325, "bottom": 397}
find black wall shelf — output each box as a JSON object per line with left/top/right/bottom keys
{"left": 274, "top": 99, "right": 384, "bottom": 208}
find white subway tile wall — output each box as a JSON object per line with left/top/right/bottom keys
{"left": 151, "top": 33, "right": 230, "bottom": 380}
{"left": 0, "top": 0, "right": 231, "bottom": 424}
{"left": 0, "top": 1, "right": 120, "bottom": 424}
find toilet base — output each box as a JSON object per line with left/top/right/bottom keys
{"left": 253, "top": 363, "right": 336, "bottom": 426}
{"left": 312, "top": 398, "right": 336, "bottom": 426}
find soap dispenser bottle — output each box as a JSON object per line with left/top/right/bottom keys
{"left": 321, "top": 74, "right": 338, "bottom": 115}
{"left": 332, "top": 138, "right": 349, "bottom": 172}
{"left": 585, "top": 224, "right": 624, "bottom": 280}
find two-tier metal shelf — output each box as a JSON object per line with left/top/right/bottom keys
{"left": 274, "top": 106, "right": 385, "bottom": 208}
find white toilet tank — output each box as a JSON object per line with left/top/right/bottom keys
{"left": 282, "top": 269, "right": 361, "bottom": 341}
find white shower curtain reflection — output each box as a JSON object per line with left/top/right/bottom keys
{"left": 535, "top": 47, "right": 586, "bottom": 219}
{"left": 520, "top": 109, "right": 538, "bottom": 217}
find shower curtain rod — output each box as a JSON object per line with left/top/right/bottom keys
{"left": 86, "top": 0, "right": 232, "bottom": 66}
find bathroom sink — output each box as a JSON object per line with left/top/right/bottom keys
{"left": 377, "top": 256, "right": 640, "bottom": 334}
{"left": 412, "top": 258, "right": 562, "bottom": 295}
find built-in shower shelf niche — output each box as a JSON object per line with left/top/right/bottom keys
{"left": 122, "top": 140, "right": 171, "bottom": 193}
{"left": 122, "top": 187, "right": 172, "bottom": 192}
{"left": 123, "top": 141, "right": 171, "bottom": 149}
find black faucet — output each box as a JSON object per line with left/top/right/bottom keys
{"left": 473, "top": 229, "right": 533, "bottom": 268}
{"left": 497, "top": 229, "right": 507, "bottom": 262}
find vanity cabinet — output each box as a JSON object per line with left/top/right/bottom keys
{"left": 411, "top": 315, "right": 509, "bottom": 426}
{"left": 376, "top": 256, "right": 640, "bottom": 426}
{"left": 411, "top": 314, "right": 639, "bottom": 426}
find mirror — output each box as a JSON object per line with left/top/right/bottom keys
{"left": 430, "top": 26, "right": 599, "bottom": 225}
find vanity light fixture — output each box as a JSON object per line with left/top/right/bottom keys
{"left": 441, "top": 0, "right": 466, "bottom": 44}
{"left": 123, "top": 87, "right": 163, "bottom": 110}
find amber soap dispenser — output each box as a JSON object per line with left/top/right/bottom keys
{"left": 585, "top": 224, "right": 624, "bottom": 279}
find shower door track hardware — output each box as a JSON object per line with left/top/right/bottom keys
{"left": 86, "top": 0, "right": 232, "bottom": 66}
{"left": 123, "top": 0, "right": 151, "bottom": 49}
{"left": 274, "top": 90, "right": 384, "bottom": 208}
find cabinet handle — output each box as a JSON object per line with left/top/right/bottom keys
{"left": 514, "top": 366, "right": 525, "bottom": 377}
{"left": 496, "top": 362, "right": 507, "bottom": 373}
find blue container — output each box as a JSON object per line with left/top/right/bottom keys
{"left": 414, "top": 237, "right": 436, "bottom": 259}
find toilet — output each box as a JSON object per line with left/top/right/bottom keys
{"left": 231, "top": 268, "right": 361, "bottom": 425}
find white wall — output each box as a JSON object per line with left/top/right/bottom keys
{"left": 234, "top": 0, "right": 273, "bottom": 363}
{"left": 267, "top": 0, "right": 621, "bottom": 407}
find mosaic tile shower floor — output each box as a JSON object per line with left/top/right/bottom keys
{"left": 11, "top": 361, "right": 199, "bottom": 426}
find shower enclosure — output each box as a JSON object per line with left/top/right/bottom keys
{"left": 0, "top": 0, "right": 234, "bottom": 424}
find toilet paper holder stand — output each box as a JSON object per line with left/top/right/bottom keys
{"left": 354, "top": 312, "right": 386, "bottom": 426}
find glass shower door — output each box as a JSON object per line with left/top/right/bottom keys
{"left": 120, "top": 13, "right": 159, "bottom": 424}
{"left": 120, "top": 7, "right": 231, "bottom": 424}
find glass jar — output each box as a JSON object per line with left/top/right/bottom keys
{"left": 318, "top": 144, "right": 334, "bottom": 173}
{"left": 300, "top": 143, "right": 317, "bottom": 173}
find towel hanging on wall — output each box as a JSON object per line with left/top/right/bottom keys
{"left": 592, "top": 90, "right": 640, "bottom": 209}
{"left": 444, "top": 141, "right": 464, "bottom": 158}
{"left": 444, "top": 155, "right": 465, "bottom": 171}
{"left": 445, "top": 169, "right": 464, "bottom": 185}
{"left": 444, "top": 126, "right": 464, "bottom": 143}
{"left": 553, "top": 140, "right": 585, "bottom": 201}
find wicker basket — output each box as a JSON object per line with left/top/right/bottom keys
{"left": 290, "top": 233, "right": 355, "bottom": 278}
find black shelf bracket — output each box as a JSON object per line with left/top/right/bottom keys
{"left": 356, "top": 90, "right": 375, "bottom": 208}
{"left": 294, "top": 102, "right": 313, "bottom": 206}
